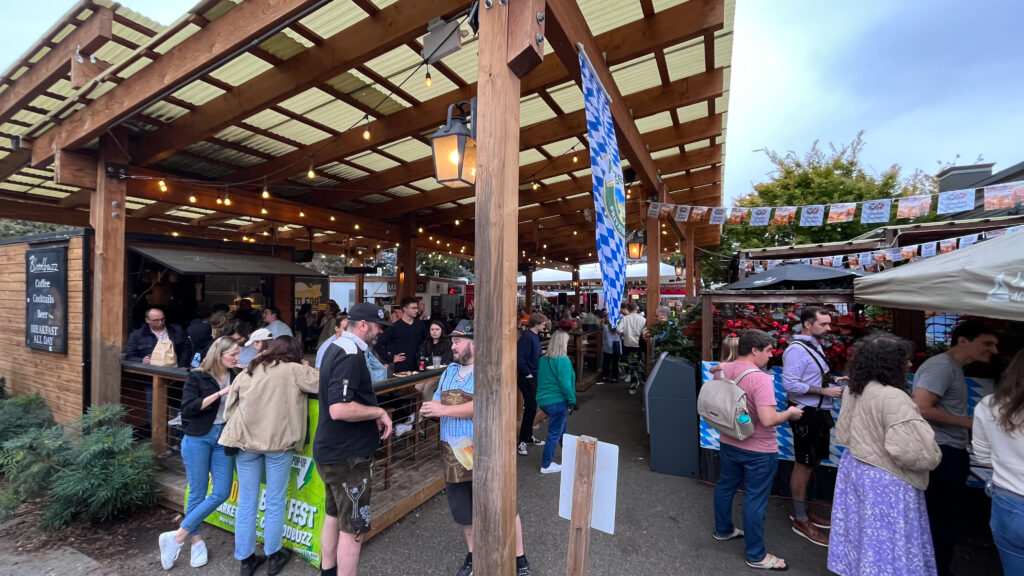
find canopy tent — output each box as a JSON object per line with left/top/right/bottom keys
{"left": 723, "top": 263, "right": 864, "bottom": 290}
{"left": 518, "top": 262, "right": 678, "bottom": 284}
{"left": 854, "top": 231, "right": 1024, "bottom": 321}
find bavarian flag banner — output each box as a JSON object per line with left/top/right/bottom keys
{"left": 580, "top": 52, "right": 627, "bottom": 328}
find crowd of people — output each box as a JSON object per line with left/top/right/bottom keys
{"left": 711, "top": 310, "right": 1021, "bottom": 576}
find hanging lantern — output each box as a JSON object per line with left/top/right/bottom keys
{"left": 674, "top": 263, "right": 684, "bottom": 277}
{"left": 430, "top": 99, "right": 477, "bottom": 188}
{"left": 628, "top": 241, "right": 645, "bottom": 259}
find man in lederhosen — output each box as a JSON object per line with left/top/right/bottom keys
{"left": 421, "top": 320, "right": 532, "bottom": 576}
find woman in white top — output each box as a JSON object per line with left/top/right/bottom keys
{"left": 973, "top": 349, "right": 1024, "bottom": 575}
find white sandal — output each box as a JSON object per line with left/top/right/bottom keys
{"left": 745, "top": 554, "right": 788, "bottom": 571}
{"left": 712, "top": 527, "right": 744, "bottom": 541}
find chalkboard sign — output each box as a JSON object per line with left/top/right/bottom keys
{"left": 25, "top": 246, "right": 68, "bottom": 354}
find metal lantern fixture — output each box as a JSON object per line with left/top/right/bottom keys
{"left": 628, "top": 241, "right": 645, "bottom": 259}
{"left": 674, "top": 263, "right": 684, "bottom": 277}
{"left": 431, "top": 99, "right": 476, "bottom": 188}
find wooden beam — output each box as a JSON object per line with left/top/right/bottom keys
{"left": 132, "top": 0, "right": 470, "bottom": 164}
{"left": 0, "top": 149, "right": 31, "bottom": 181}
{"left": 229, "top": 0, "right": 724, "bottom": 187}
{"left": 0, "top": 7, "right": 113, "bottom": 125}
{"left": 53, "top": 149, "right": 98, "bottom": 189}
{"left": 70, "top": 57, "right": 111, "bottom": 89}
{"left": 397, "top": 218, "right": 417, "bottom": 300}
{"left": 90, "top": 129, "right": 128, "bottom": 406}
{"left": 130, "top": 201, "right": 178, "bottom": 219}
{"left": 32, "top": 0, "right": 324, "bottom": 167}
{"left": 546, "top": 0, "right": 662, "bottom": 197}
{"left": 473, "top": 0, "right": 532, "bottom": 573}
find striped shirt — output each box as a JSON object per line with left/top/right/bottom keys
{"left": 434, "top": 363, "right": 474, "bottom": 443}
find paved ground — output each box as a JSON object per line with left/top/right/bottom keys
{"left": 1, "top": 379, "right": 1002, "bottom": 575}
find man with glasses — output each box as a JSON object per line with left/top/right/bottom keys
{"left": 125, "top": 306, "right": 193, "bottom": 368}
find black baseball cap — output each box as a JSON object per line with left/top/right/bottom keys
{"left": 347, "top": 302, "right": 390, "bottom": 326}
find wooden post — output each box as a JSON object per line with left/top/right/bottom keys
{"left": 89, "top": 129, "right": 127, "bottom": 406}
{"left": 693, "top": 250, "right": 702, "bottom": 298}
{"left": 684, "top": 223, "right": 696, "bottom": 298}
{"left": 701, "top": 295, "right": 713, "bottom": 361}
{"left": 646, "top": 214, "right": 661, "bottom": 327}
{"left": 474, "top": 0, "right": 543, "bottom": 574}
{"left": 355, "top": 273, "right": 365, "bottom": 304}
{"left": 525, "top": 268, "right": 534, "bottom": 313}
{"left": 566, "top": 435, "right": 598, "bottom": 576}
{"left": 572, "top": 266, "right": 581, "bottom": 309}
{"left": 398, "top": 217, "right": 418, "bottom": 301}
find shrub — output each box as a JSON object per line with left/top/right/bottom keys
{"left": 0, "top": 376, "right": 6, "bottom": 398}
{"left": 0, "top": 404, "right": 158, "bottom": 528}
{"left": 0, "top": 392, "right": 54, "bottom": 444}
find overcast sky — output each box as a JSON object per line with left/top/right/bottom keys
{"left": 3, "top": 0, "right": 1022, "bottom": 205}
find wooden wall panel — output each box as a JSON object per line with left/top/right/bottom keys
{"left": 0, "top": 235, "right": 85, "bottom": 424}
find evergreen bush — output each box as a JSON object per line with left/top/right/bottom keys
{"left": 0, "top": 392, "right": 54, "bottom": 444}
{"left": 0, "top": 404, "right": 158, "bottom": 528}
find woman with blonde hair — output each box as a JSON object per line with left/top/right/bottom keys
{"left": 973, "top": 349, "right": 1024, "bottom": 574}
{"left": 219, "top": 335, "right": 319, "bottom": 575}
{"left": 536, "top": 330, "right": 576, "bottom": 474}
{"left": 158, "top": 336, "right": 239, "bottom": 570}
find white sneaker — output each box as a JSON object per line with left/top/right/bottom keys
{"left": 190, "top": 539, "right": 208, "bottom": 568}
{"left": 541, "top": 462, "right": 562, "bottom": 474}
{"left": 517, "top": 442, "right": 528, "bottom": 455}
{"left": 158, "top": 531, "right": 182, "bottom": 570}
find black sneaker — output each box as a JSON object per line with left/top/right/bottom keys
{"left": 456, "top": 552, "right": 473, "bottom": 576}
{"left": 266, "top": 548, "right": 292, "bottom": 575}
{"left": 239, "top": 552, "right": 266, "bottom": 576}
{"left": 516, "top": 555, "right": 531, "bottom": 576}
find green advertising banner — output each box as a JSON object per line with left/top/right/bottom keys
{"left": 186, "top": 399, "right": 326, "bottom": 567}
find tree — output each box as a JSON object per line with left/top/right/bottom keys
{"left": 417, "top": 252, "right": 473, "bottom": 281}
{"left": 701, "top": 132, "right": 938, "bottom": 284}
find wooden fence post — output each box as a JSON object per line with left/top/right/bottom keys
{"left": 566, "top": 435, "right": 598, "bottom": 576}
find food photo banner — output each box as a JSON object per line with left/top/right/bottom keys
{"left": 649, "top": 181, "right": 1024, "bottom": 226}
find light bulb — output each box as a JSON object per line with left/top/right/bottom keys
{"left": 307, "top": 167, "right": 316, "bottom": 179}
{"left": 532, "top": 183, "right": 539, "bottom": 190}
{"left": 223, "top": 195, "right": 231, "bottom": 206}
{"left": 262, "top": 188, "right": 270, "bottom": 199}
{"left": 299, "top": 211, "right": 305, "bottom": 217}
{"left": 572, "top": 155, "right": 578, "bottom": 163}
{"left": 418, "top": 227, "right": 423, "bottom": 233}
{"left": 455, "top": 219, "right": 460, "bottom": 226}
{"left": 216, "top": 197, "right": 223, "bottom": 205}
{"left": 171, "top": 231, "right": 179, "bottom": 237}
{"left": 354, "top": 224, "right": 360, "bottom": 230}
{"left": 158, "top": 180, "right": 167, "bottom": 192}
{"left": 425, "top": 70, "right": 432, "bottom": 88}
{"left": 362, "top": 128, "right": 371, "bottom": 141}
{"left": 189, "top": 194, "right": 197, "bottom": 203}
{"left": 330, "top": 216, "right": 336, "bottom": 221}
{"left": 449, "top": 150, "right": 459, "bottom": 165}
{"left": 261, "top": 207, "right": 268, "bottom": 215}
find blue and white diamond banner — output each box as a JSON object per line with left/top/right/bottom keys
{"left": 580, "top": 53, "right": 626, "bottom": 328}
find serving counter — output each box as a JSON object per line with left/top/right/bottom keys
{"left": 128, "top": 361, "right": 446, "bottom": 567}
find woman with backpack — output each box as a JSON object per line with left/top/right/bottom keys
{"left": 536, "top": 330, "right": 576, "bottom": 474}
{"left": 712, "top": 330, "right": 803, "bottom": 571}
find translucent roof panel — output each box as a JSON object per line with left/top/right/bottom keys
{"left": 578, "top": 0, "right": 645, "bottom": 35}
{"left": 298, "top": 1, "right": 370, "bottom": 40}
{"left": 610, "top": 56, "right": 662, "bottom": 97}
{"left": 379, "top": 138, "right": 432, "bottom": 162}
{"left": 520, "top": 95, "right": 556, "bottom": 127}
{"left": 665, "top": 40, "right": 707, "bottom": 82}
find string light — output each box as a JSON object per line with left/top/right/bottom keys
{"left": 362, "top": 115, "right": 371, "bottom": 141}
{"left": 216, "top": 196, "right": 223, "bottom": 205}
{"left": 418, "top": 227, "right": 424, "bottom": 234}
{"left": 262, "top": 179, "right": 270, "bottom": 199}
{"left": 261, "top": 207, "right": 268, "bottom": 215}
{"left": 307, "top": 156, "right": 316, "bottom": 179}
{"left": 454, "top": 219, "right": 460, "bottom": 226}
{"left": 330, "top": 215, "right": 336, "bottom": 221}
{"left": 572, "top": 155, "right": 578, "bottom": 163}
{"left": 354, "top": 224, "right": 360, "bottom": 230}
{"left": 158, "top": 180, "right": 168, "bottom": 192}
{"left": 171, "top": 231, "right": 179, "bottom": 237}
{"left": 532, "top": 183, "right": 540, "bottom": 190}
{"left": 223, "top": 193, "right": 231, "bottom": 206}
{"left": 188, "top": 192, "right": 197, "bottom": 203}
{"left": 299, "top": 211, "right": 306, "bottom": 217}
{"left": 424, "top": 64, "right": 432, "bottom": 88}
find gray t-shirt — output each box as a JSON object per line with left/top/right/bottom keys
{"left": 914, "top": 353, "right": 969, "bottom": 449}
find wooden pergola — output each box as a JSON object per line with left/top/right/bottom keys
{"left": 0, "top": 0, "right": 733, "bottom": 572}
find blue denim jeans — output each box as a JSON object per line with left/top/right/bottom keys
{"left": 713, "top": 443, "right": 779, "bottom": 563}
{"left": 234, "top": 450, "right": 292, "bottom": 559}
{"left": 540, "top": 402, "right": 568, "bottom": 468}
{"left": 180, "top": 424, "right": 234, "bottom": 535}
{"left": 991, "top": 486, "right": 1024, "bottom": 575}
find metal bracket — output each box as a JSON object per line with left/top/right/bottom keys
{"left": 104, "top": 163, "right": 128, "bottom": 179}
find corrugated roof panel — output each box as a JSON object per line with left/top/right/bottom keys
{"left": 665, "top": 40, "right": 706, "bottom": 81}
{"left": 244, "top": 108, "right": 291, "bottom": 130}
{"left": 261, "top": 29, "right": 313, "bottom": 61}
{"left": 305, "top": 99, "right": 368, "bottom": 133}
{"left": 542, "top": 174, "right": 571, "bottom": 185}
{"left": 722, "top": 66, "right": 731, "bottom": 92}
{"left": 372, "top": 0, "right": 399, "bottom": 8}
{"left": 172, "top": 80, "right": 226, "bottom": 107}
{"left": 610, "top": 56, "right": 661, "bottom": 96}
{"left": 541, "top": 137, "right": 581, "bottom": 158}
{"left": 715, "top": 33, "right": 734, "bottom": 69}
{"left": 685, "top": 140, "right": 710, "bottom": 152}
{"left": 0, "top": 182, "right": 31, "bottom": 193}
{"left": 158, "top": 155, "right": 234, "bottom": 179}
{"left": 393, "top": 67, "right": 455, "bottom": 104}
{"left": 300, "top": 0, "right": 370, "bottom": 40}
{"left": 232, "top": 131, "right": 296, "bottom": 157}
{"left": 28, "top": 188, "right": 68, "bottom": 199}
{"left": 520, "top": 149, "right": 546, "bottom": 165}
{"left": 652, "top": 0, "right": 688, "bottom": 11}
{"left": 85, "top": 80, "right": 118, "bottom": 101}
{"left": 187, "top": 142, "right": 263, "bottom": 167}
{"left": 380, "top": 137, "right": 432, "bottom": 162}
{"left": 635, "top": 112, "right": 673, "bottom": 134}
{"left": 365, "top": 45, "right": 421, "bottom": 80}
{"left": 438, "top": 37, "right": 479, "bottom": 84}
{"left": 279, "top": 87, "right": 334, "bottom": 115}
{"left": 572, "top": 168, "right": 592, "bottom": 179}
{"left": 578, "top": 0, "right": 645, "bottom": 35}
{"left": 11, "top": 108, "right": 45, "bottom": 125}
{"left": 153, "top": 22, "right": 200, "bottom": 55}
{"left": 347, "top": 151, "right": 400, "bottom": 172}
{"left": 457, "top": 197, "right": 475, "bottom": 205}
{"left": 520, "top": 95, "right": 556, "bottom": 127}
{"left": 124, "top": 200, "right": 146, "bottom": 210}
{"left": 724, "top": 0, "right": 736, "bottom": 33}
{"left": 388, "top": 185, "right": 420, "bottom": 197}
{"left": 359, "top": 194, "right": 391, "bottom": 204}
{"left": 405, "top": 178, "right": 439, "bottom": 191}
{"left": 715, "top": 93, "right": 729, "bottom": 115}
{"left": 651, "top": 148, "right": 677, "bottom": 160}
{"left": 127, "top": 196, "right": 154, "bottom": 205}
{"left": 321, "top": 162, "right": 369, "bottom": 180}
{"left": 209, "top": 52, "right": 273, "bottom": 86}
{"left": 676, "top": 101, "right": 708, "bottom": 123}
{"left": 118, "top": 56, "right": 153, "bottom": 80}
{"left": 91, "top": 41, "right": 135, "bottom": 68}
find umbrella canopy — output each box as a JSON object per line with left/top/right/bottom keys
{"left": 518, "top": 261, "right": 677, "bottom": 284}
{"left": 723, "top": 263, "right": 864, "bottom": 290}
{"left": 855, "top": 231, "right": 1024, "bottom": 321}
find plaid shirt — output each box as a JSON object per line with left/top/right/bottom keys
{"left": 434, "top": 364, "right": 474, "bottom": 443}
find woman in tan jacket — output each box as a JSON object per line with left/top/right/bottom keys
{"left": 219, "top": 335, "right": 319, "bottom": 576}
{"left": 828, "top": 334, "right": 942, "bottom": 576}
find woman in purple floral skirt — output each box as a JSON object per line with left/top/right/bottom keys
{"left": 829, "top": 334, "right": 943, "bottom": 576}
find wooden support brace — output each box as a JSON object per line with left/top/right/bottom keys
{"left": 54, "top": 149, "right": 98, "bottom": 189}
{"left": 70, "top": 57, "right": 111, "bottom": 89}
{"left": 566, "top": 435, "right": 598, "bottom": 576}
